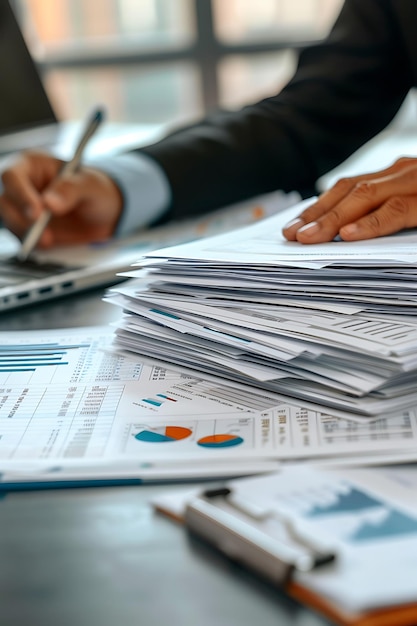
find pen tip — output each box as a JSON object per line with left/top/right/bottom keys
{"left": 93, "top": 107, "right": 105, "bottom": 124}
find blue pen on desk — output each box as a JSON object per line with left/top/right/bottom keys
{"left": 17, "top": 107, "right": 105, "bottom": 262}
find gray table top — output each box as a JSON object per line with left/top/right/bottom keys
{"left": 0, "top": 287, "right": 331, "bottom": 626}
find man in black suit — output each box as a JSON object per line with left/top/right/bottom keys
{"left": 1, "top": 0, "right": 417, "bottom": 247}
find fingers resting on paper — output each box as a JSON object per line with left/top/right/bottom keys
{"left": 282, "top": 157, "right": 417, "bottom": 244}
{"left": 0, "top": 150, "right": 123, "bottom": 248}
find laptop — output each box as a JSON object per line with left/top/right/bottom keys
{"left": 0, "top": 1, "right": 182, "bottom": 312}
{"left": 0, "top": 1, "right": 115, "bottom": 310}
{"left": 0, "top": 186, "right": 300, "bottom": 313}
{"left": 0, "top": 223, "right": 188, "bottom": 312}
{"left": 0, "top": 0, "right": 61, "bottom": 156}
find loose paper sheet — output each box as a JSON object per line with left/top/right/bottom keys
{"left": 0, "top": 327, "right": 416, "bottom": 485}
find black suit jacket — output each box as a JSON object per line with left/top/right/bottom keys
{"left": 139, "top": 0, "right": 417, "bottom": 221}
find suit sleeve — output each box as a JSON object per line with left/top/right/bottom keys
{"left": 138, "top": 0, "right": 413, "bottom": 221}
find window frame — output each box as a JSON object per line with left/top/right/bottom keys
{"left": 19, "top": 0, "right": 334, "bottom": 114}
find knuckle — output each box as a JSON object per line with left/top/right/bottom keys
{"left": 329, "top": 210, "right": 343, "bottom": 226}
{"left": 393, "top": 156, "right": 414, "bottom": 169}
{"left": 1, "top": 168, "right": 18, "bottom": 188}
{"left": 385, "top": 196, "right": 410, "bottom": 224}
{"left": 363, "top": 211, "right": 384, "bottom": 233}
{"left": 384, "top": 195, "right": 410, "bottom": 217}
{"left": 299, "top": 207, "right": 316, "bottom": 222}
{"left": 363, "top": 196, "right": 411, "bottom": 235}
{"left": 25, "top": 149, "right": 45, "bottom": 163}
{"left": 351, "top": 180, "right": 377, "bottom": 200}
{"left": 391, "top": 157, "right": 417, "bottom": 181}
{"left": 297, "top": 203, "right": 320, "bottom": 222}
{"left": 332, "top": 177, "right": 354, "bottom": 194}
{"left": 319, "top": 209, "right": 341, "bottom": 229}
{"left": 53, "top": 178, "right": 73, "bottom": 194}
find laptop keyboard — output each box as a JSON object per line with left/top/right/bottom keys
{"left": 0, "top": 258, "right": 78, "bottom": 286}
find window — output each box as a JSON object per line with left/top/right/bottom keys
{"left": 12, "top": 0, "right": 343, "bottom": 125}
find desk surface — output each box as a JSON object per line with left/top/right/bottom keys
{"left": 0, "top": 288, "right": 332, "bottom": 626}
{"left": 2, "top": 89, "right": 417, "bottom": 626}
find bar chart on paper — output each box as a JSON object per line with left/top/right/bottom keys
{"left": 0, "top": 327, "right": 143, "bottom": 461}
{"left": 259, "top": 467, "right": 417, "bottom": 544}
{"left": 141, "top": 393, "right": 178, "bottom": 408}
{"left": 0, "top": 329, "right": 141, "bottom": 385}
{"left": 305, "top": 483, "right": 417, "bottom": 542}
{"left": 0, "top": 340, "right": 86, "bottom": 383}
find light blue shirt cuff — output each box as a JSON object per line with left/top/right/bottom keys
{"left": 85, "top": 152, "right": 171, "bottom": 237}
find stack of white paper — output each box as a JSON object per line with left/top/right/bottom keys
{"left": 106, "top": 198, "right": 417, "bottom": 420}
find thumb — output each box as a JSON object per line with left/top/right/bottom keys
{"left": 41, "top": 177, "right": 84, "bottom": 216}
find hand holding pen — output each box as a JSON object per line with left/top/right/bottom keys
{"left": 17, "top": 108, "right": 105, "bottom": 261}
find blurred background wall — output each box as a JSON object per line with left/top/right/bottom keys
{"left": 12, "top": 0, "right": 343, "bottom": 128}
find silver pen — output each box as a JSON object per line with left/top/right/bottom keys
{"left": 17, "top": 107, "right": 105, "bottom": 262}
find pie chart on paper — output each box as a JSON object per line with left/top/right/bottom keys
{"left": 197, "top": 434, "right": 244, "bottom": 448}
{"left": 134, "top": 425, "right": 192, "bottom": 443}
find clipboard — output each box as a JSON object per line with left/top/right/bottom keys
{"left": 185, "top": 486, "right": 336, "bottom": 584}
{"left": 182, "top": 467, "right": 417, "bottom": 626}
